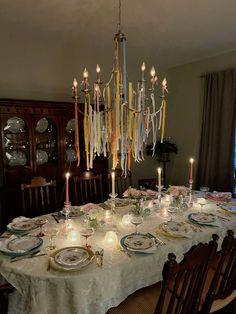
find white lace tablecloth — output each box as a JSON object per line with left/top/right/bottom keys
{"left": 1, "top": 199, "right": 236, "bottom": 314}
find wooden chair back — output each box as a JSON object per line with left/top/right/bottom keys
{"left": 138, "top": 178, "right": 157, "bottom": 190}
{"left": 200, "top": 230, "right": 236, "bottom": 313}
{"left": 73, "top": 171, "right": 104, "bottom": 205}
{"left": 21, "top": 176, "right": 57, "bottom": 216}
{"left": 155, "top": 234, "right": 219, "bottom": 314}
{"left": 108, "top": 168, "right": 132, "bottom": 198}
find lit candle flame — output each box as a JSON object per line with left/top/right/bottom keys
{"left": 73, "top": 78, "right": 78, "bottom": 88}
{"left": 83, "top": 68, "right": 88, "bottom": 79}
{"left": 96, "top": 64, "right": 101, "bottom": 73}
{"left": 141, "top": 62, "right": 146, "bottom": 72}
{"left": 150, "top": 66, "right": 156, "bottom": 77}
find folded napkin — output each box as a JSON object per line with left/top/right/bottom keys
{"left": 0, "top": 235, "right": 25, "bottom": 254}
{"left": 7, "top": 216, "right": 30, "bottom": 229}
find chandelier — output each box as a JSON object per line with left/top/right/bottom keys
{"left": 71, "top": 0, "right": 168, "bottom": 175}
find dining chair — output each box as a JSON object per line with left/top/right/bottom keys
{"left": 21, "top": 176, "right": 57, "bottom": 217}
{"left": 200, "top": 230, "right": 236, "bottom": 314}
{"left": 138, "top": 178, "right": 157, "bottom": 190}
{"left": 107, "top": 234, "right": 219, "bottom": 314}
{"left": 108, "top": 168, "right": 132, "bottom": 197}
{"left": 73, "top": 171, "right": 104, "bottom": 205}
{"left": 0, "top": 283, "right": 14, "bottom": 314}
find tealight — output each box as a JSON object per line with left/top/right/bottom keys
{"left": 104, "top": 209, "right": 113, "bottom": 224}
{"left": 104, "top": 231, "right": 118, "bottom": 248}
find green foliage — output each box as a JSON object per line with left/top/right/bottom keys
{"left": 146, "top": 139, "right": 178, "bottom": 156}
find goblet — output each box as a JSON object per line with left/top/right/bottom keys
{"left": 130, "top": 216, "right": 143, "bottom": 234}
{"left": 167, "top": 206, "right": 177, "bottom": 221}
{"left": 43, "top": 223, "right": 59, "bottom": 250}
{"left": 200, "top": 186, "right": 210, "bottom": 198}
{"left": 34, "top": 217, "right": 48, "bottom": 237}
{"left": 197, "top": 198, "right": 207, "bottom": 212}
{"left": 80, "top": 227, "right": 94, "bottom": 249}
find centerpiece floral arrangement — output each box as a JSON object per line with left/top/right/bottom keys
{"left": 80, "top": 203, "right": 104, "bottom": 228}
{"left": 123, "top": 187, "right": 158, "bottom": 216}
{"left": 168, "top": 185, "right": 190, "bottom": 208}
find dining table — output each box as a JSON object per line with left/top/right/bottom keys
{"left": 0, "top": 191, "right": 236, "bottom": 314}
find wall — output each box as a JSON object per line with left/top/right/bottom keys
{"left": 165, "top": 50, "right": 236, "bottom": 188}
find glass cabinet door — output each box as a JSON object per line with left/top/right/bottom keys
{"left": 4, "top": 116, "right": 30, "bottom": 167}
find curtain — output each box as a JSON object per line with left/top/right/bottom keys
{"left": 196, "top": 69, "right": 236, "bottom": 192}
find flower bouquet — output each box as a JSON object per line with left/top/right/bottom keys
{"left": 168, "top": 186, "right": 190, "bottom": 209}
{"left": 80, "top": 203, "right": 104, "bottom": 229}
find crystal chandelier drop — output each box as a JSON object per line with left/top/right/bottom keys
{"left": 72, "top": 0, "right": 168, "bottom": 175}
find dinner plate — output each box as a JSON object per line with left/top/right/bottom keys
{"left": 160, "top": 222, "right": 191, "bottom": 238}
{"left": 60, "top": 206, "right": 83, "bottom": 218}
{"left": 66, "top": 119, "right": 75, "bottom": 133}
{"left": 54, "top": 247, "right": 89, "bottom": 267}
{"left": 50, "top": 246, "right": 94, "bottom": 271}
{"left": 219, "top": 204, "right": 236, "bottom": 214}
{"left": 66, "top": 148, "right": 77, "bottom": 162}
{"left": 121, "top": 233, "right": 155, "bottom": 251}
{"left": 35, "top": 118, "right": 48, "bottom": 133}
{"left": 7, "top": 151, "right": 27, "bottom": 167}
{"left": 36, "top": 150, "right": 48, "bottom": 165}
{"left": 0, "top": 236, "right": 43, "bottom": 257}
{"left": 188, "top": 213, "right": 217, "bottom": 225}
{"left": 4, "top": 117, "right": 25, "bottom": 133}
{"left": 8, "top": 220, "right": 38, "bottom": 232}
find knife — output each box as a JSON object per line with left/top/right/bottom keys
{"left": 10, "top": 251, "right": 47, "bottom": 263}
{"left": 51, "top": 214, "right": 59, "bottom": 223}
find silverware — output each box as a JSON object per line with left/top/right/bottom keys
{"left": 95, "top": 249, "right": 104, "bottom": 266}
{"left": 146, "top": 233, "right": 160, "bottom": 247}
{"left": 155, "top": 235, "right": 166, "bottom": 246}
{"left": 10, "top": 251, "right": 47, "bottom": 263}
{"left": 47, "top": 257, "right": 52, "bottom": 271}
{"left": 52, "top": 214, "right": 59, "bottom": 223}
{"left": 99, "top": 249, "right": 104, "bottom": 267}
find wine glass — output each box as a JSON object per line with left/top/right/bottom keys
{"left": 80, "top": 227, "right": 94, "bottom": 249}
{"left": 167, "top": 206, "right": 177, "bottom": 221}
{"left": 197, "top": 198, "right": 207, "bottom": 212}
{"left": 130, "top": 216, "right": 143, "bottom": 234}
{"left": 43, "top": 223, "right": 59, "bottom": 250}
{"left": 200, "top": 186, "right": 210, "bottom": 198}
{"left": 34, "top": 217, "right": 48, "bottom": 237}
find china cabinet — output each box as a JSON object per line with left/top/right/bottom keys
{"left": 0, "top": 99, "right": 108, "bottom": 231}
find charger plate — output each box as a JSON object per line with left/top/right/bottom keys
{"left": 160, "top": 221, "right": 191, "bottom": 238}
{"left": 0, "top": 236, "right": 43, "bottom": 257}
{"left": 50, "top": 246, "right": 94, "bottom": 272}
{"left": 219, "top": 204, "right": 236, "bottom": 214}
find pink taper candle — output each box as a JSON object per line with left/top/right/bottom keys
{"left": 189, "top": 158, "right": 194, "bottom": 181}
{"left": 65, "top": 172, "right": 70, "bottom": 204}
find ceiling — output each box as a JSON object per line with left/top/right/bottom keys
{"left": 0, "top": 0, "right": 236, "bottom": 89}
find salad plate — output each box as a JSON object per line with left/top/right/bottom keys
{"left": 66, "top": 148, "right": 77, "bottom": 163}
{"left": 159, "top": 222, "right": 191, "bottom": 238}
{"left": 36, "top": 150, "right": 48, "bottom": 165}
{"left": 35, "top": 118, "right": 48, "bottom": 133}
{"left": 0, "top": 236, "right": 43, "bottom": 257}
{"left": 50, "top": 246, "right": 94, "bottom": 271}
{"left": 188, "top": 213, "right": 217, "bottom": 226}
{"left": 7, "top": 220, "right": 38, "bottom": 233}
{"left": 60, "top": 206, "right": 83, "bottom": 218}
{"left": 7, "top": 151, "right": 27, "bottom": 167}
{"left": 121, "top": 233, "right": 156, "bottom": 252}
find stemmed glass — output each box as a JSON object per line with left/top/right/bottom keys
{"left": 80, "top": 227, "right": 94, "bottom": 249}
{"left": 167, "top": 206, "right": 177, "bottom": 221}
{"left": 43, "top": 223, "right": 59, "bottom": 250}
{"left": 130, "top": 216, "right": 143, "bottom": 234}
{"left": 34, "top": 217, "right": 48, "bottom": 237}
{"left": 197, "top": 198, "right": 207, "bottom": 212}
{"left": 200, "top": 186, "right": 210, "bottom": 198}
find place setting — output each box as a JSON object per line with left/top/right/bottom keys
{"left": 6, "top": 217, "right": 40, "bottom": 236}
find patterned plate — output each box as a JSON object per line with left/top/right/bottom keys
{"left": 188, "top": 213, "right": 216, "bottom": 225}
{"left": 50, "top": 246, "right": 94, "bottom": 271}
{"left": 7, "top": 236, "right": 42, "bottom": 252}
{"left": 160, "top": 222, "right": 191, "bottom": 238}
{"left": 8, "top": 220, "right": 38, "bottom": 232}
{"left": 60, "top": 206, "right": 83, "bottom": 218}
{"left": 123, "top": 233, "right": 154, "bottom": 251}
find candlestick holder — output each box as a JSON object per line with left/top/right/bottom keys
{"left": 188, "top": 180, "right": 193, "bottom": 207}
{"left": 156, "top": 185, "right": 164, "bottom": 210}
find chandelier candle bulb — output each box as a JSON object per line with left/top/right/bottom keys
{"left": 65, "top": 172, "right": 70, "bottom": 206}
{"left": 189, "top": 158, "right": 194, "bottom": 181}
{"left": 111, "top": 171, "right": 115, "bottom": 196}
{"left": 157, "top": 167, "right": 162, "bottom": 191}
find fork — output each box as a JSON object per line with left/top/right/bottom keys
{"left": 155, "top": 235, "right": 166, "bottom": 246}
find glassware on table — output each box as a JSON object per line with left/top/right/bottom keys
{"left": 130, "top": 216, "right": 143, "bottom": 234}
{"left": 197, "top": 198, "right": 207, "bottom": 212}
{"left": 167, "top": 206, "right": 177, "bottom": 221}
{"left": 43, "top": 223, "right": 59, "bottom": 250}
{"left": 80, "top": 227, "right": 94, "bottom": 249}
{"left": 34, "top": 218, "right": 48, "bottom": 237}
{"left": 200, "top": 186, "right": 210, "bottom": 198}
